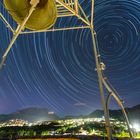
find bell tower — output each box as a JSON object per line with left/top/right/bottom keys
{"left": 0, "top": 1, "right": 133, "bottom": 139}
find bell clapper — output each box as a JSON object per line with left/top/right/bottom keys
{"left": 30, "top": 0, "right": 40, "bottom": 7}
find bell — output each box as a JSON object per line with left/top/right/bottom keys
{"left": 4, "top": 0, "right": 57, "bottom": 30}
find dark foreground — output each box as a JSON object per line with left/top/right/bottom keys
{"left": 15, "top": 135, "right": 140, "bottom": 140}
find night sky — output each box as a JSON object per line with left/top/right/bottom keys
{"left": 0, "top": 0, "right": 140, "bottom": 116}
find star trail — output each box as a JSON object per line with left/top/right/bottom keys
{"left": 0, "top": 0, "right": 140, "bottom": 116}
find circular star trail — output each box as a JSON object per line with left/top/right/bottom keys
{"left": 93, "top": 0, "right": 140, "bottom": 104}
{"left": 0, "top": 0, "right": 140, "bottom": 116}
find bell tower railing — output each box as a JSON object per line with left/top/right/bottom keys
{"left": 56, "top": 0, "right": 79, "bottom": 17}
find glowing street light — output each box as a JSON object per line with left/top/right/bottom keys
{"left": 132, "top": 123, "right": 140, "bottom": 132}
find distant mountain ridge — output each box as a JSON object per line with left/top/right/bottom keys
{"left": 64, "top": 104, "right": 140, "bottom": 123}
{"left": 0, "top": 107, "right": 59, "bottom": 122}
{"left": 87, "top": 104, "right": 140, "bottom": 123}
{"left": 0, "top": 104, "right": 140, "bottom": 123}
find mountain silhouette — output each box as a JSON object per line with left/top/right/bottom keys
{"left": 0, "top": 107, "right": 59, "bottom": 122}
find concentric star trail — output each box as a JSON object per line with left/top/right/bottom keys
{"left": 0, "top": 0, "right": 140, "bottom": 116}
